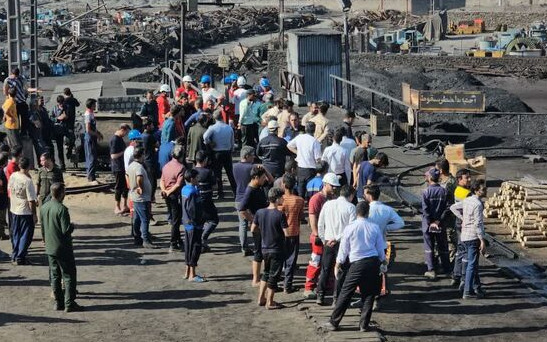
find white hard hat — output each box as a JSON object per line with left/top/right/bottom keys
{"left": 237, "top": 76, "right": 247, "bottom": 87}
{"left": 267, "top": 120, "right": 279, "bottom": 130}
{"left": 323, "top": 173, "right": 341, "bottom": 187}
{"left": 182, "top": 75, "right": 193, "bottom": 83}
{"left": 160, "top": 84, "right": 170, "bottom": 93}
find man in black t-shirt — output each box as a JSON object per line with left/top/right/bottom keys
{"left": 109, "top": 124, "right": 130, "bottom": 215}
{"left": 252, "top": 187, "right": 288, "bottom": 310}
{"left": 194, "top": 151, "right": 218, "bottom": 253}
{"left": 141, "top": 118, "right": 159, "bottom": 199}
{"left": 238, "top": 164, "right": 273, "bottom": 286}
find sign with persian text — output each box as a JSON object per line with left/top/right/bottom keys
{"left": 418, "top": 91, "right": 485, "bottom": 112}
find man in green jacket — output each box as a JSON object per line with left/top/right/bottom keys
{"left": 41, "top": 182, "right": 83, "bottom": 312}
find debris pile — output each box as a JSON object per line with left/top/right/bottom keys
{"left": 332, "top": 10, "right": 423, "bottom": 32}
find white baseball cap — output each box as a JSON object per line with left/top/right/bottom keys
{"left": 268, "top": 120, "right": 279, "bottom": 130}
{"left": 182, "top": 75, "right": 193, "bottom": 82}
{"left": 323, "top": 172, "right": 341, "bottom": 187}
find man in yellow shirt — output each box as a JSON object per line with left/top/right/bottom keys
{"left": 3, "top": 88, "right": 20, "bottom": 148}
{"left": 310, "top": 103, "right": 329, "bottom": 146}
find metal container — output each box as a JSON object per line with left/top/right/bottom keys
{"left": 287, "top": 29, "right": 342, "bottom": 106}
{"left": 478, "top": 39, "right": 496, "bottom": 50}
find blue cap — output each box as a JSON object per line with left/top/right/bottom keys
{"left": 223, "top": 76, "right": 232, "bottom": 84}
{"left": 260, "top": 78, "right": 270, "bottom": 87}
{"left": 200, "top": 75, "right": 212, "bottom": 84}
{"left": 128, "top": 129, "right": 142, "bottom": 140}
{"left": 229, "top": 73, "right": 238, "bottom": 82}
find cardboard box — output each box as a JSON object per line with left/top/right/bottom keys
{"left": 444, "top": 144, "right": 465, "bottom": 162}
{"left": 449, "top": 156, "right": 487, "bottom": 180}
{"left": 370, "top": 113, "right": 391, "bottom": 136}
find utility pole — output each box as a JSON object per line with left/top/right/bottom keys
{"left": 343, "top": 10, "right": 351, "bottom": 109}
{"left": 180, "top": 0, "right": 186, "bottom": 76}
{"left": 279, "top": 0, "right": 285, "bottom": 50}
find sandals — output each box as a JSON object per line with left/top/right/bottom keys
{"left": 266, "top": 302, "right": 285, "bottom": 310}
{"left": 189, "top": 275, "right": 206, "bottom": 283}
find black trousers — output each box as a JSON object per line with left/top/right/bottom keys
{"left": 262, "top": 252, "right": 284, "bottom": 289}
{"left": 317, "top": 242, "right": 339, "bottom": 296}
{"left": 212, "top": 150, "right": 237, "bottom": 196}
{"left": 284, "top": 236, "right": 300, "bottom": 288}
{"left": 241, "top": 123, "right": 258, "bottom": 148}
{"left": 53, "top": 124, "right": 67, "bottom": 168}
{"left": 48, "top": 252, "right": 77, "bottom": 307}
{"left": 330, "top": 257, "right": 381, "bottom": 330}
{"left": 113, "top": 171, "right": 128, "bottom": 202}
{"left": 184, "top": 228, "right": 202, "bottom": 267}
{"left": 252, "top": 231, "right": 263, "bottom": 262}
{"left": 166, "top": 193, "right": 182, "bottom": 246}
{"left": 16, "top": 102, "right": 30, "bottom": 136}
{"left": 297, "top": 167, "right": 316, "bottom": 198}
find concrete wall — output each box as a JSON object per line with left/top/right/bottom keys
{"left": 356, "top": 0, "right": 547, "bottom": 13}
{"left": 97, "top": 96, "right": 143, "bottom": 113}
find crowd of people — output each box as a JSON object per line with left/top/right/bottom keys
{"left": 0, "top": 70, "right": 488, "bottom": 330}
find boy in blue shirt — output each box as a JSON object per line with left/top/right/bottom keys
{"left": 181, "top": 169, "right": 206, "bottom": 282}
{"left": 306, "top": 161, "right": 328, "bottom": 200}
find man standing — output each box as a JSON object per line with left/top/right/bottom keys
{"left": 233, "top": 146, "right": 257, "bottom": 255}
{"left": 365, "top": 185, "right": 404, "bottom": 308}
{"left": 9, "top": 157, "right": 38, "bottom": 265}
{"left": 436, "top": 159, "right": 458, "bottom": 265}
{"left": 41, "top": 182, "right": 83, "bottom": 312}
{"left": 4, "top": 68, "right": 30, "bottom": 137}
{"left": 194, "top": 151, "right": 219, "bottom": 253}
{"left": 176, "top": 75, "right": 199, "bottom": 105}
{"left": 157, "top": 84, "right": 171, "bottom": 128}
{"left": 301, "top": 102, "right": 318, "bottom": 126}
{"left": 37, "top": 152, "right": 65, "bottom": 205}
{"left": 257, "top": 120, "right": 288, "bottom": 179}
{"left": 3, "top": 87, "right": 20, "bottom": 148}
{"left": 421, "top": 168, "right": 450, "bottom": 280}
{"left": 238, "top": 165, "right": 272, "bottom": 286}
{"left": 322, "top": 127, "right": 351, "bottom": 186}
{"left": 160, "top": 144, "right": 186, "bottom": 252}
{"left": 161, "top": 106, "right": 179, "bottom": 144}
{"left": 186, "top": 114, "right": 208, "bottom": 169}
{"left": 141, "top": 118, "right": 159, "bottom": 198}
{"left": 322, "top": 201, "right": 387, "bottom": 332}
{"left": 203, "top": 111, "right": 237, "bottom": 199}
{"left": 355, "top": 152, "right": 389, "bottom": 201}
{"left": 316, "top": 185, "right": 356, "bottom": 306}
{"left": 63, "top": 88, "right": 79, "bottom": 163}
{"left": 238, "top": 90, "right": 262, "bottom": 148}
{"left": 283, "top": 113, "right": 304, "bottom": 142}
{"left": 254, "top": 187, "right": 288, "bottom": 309}
{"left": 110, "top": 124, "right": 130, "bottom": 215}
{"left": 309, "top": 103, "right": 329, "bottom": 145}
{"left": 138, "top": 91, "right": 159, "bottom": 131}
{"left": 83, "top": 99, "right": 103, "bottom": 184}
{"left": 452, "top": 168, "right": 472, "bottom": 287}
{"left": 200, "top": 75, "right": 224, "bottom": 109}
{"left": 287, "top": 122, "right": 322, "bottom": 198}
{"left": 303, "top": 173, "right": 339, "bottom": 299}
{"left": 50, "top": 95, "right": 68, "bottom": 170}
{"left": 126, "top": 147, "right": 154, "bottom": 248}
{"left": 280, "top": 174, "right": 305, "bottom": 294}
{"left": 0, "top": 152, "right": 9, "bottom": 240}
{"left": 450, "top": 179, "right": 487, "bottom": 299}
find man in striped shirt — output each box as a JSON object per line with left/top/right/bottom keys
{"left": 4, "top": 68, "right": 30, "bottom": 136}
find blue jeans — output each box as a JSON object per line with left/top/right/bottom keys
{"left": 11, "top": 214, "right": 35, "bottom": 262}
{"left": 84, "top": 134, "right": 97, "bottom": 181}
{"left": 235, "top": 202, "right": 248, "bottom": 250}
{"left": 463, "top": 239, "right": 481, "bottom": 295}
{"left": 133, "top": 201, "right": 150, "bottom": 242}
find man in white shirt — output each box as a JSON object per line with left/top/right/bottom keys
{"left": 200, "top": 75, "right": 224, "bottom": 109}
{"left": 322, "top": 201, "right": 387, "bottom": 333}
{"left": 232, "top": 76, "right": 248, "bottom": 117}
{"left": 316, "top": 185, "right": 356, "bottom": 305}
{"left": 322, "top": 127, "right": 351, "bottom": 187}
{"left": 287, "top": 121, "right": 322, "bottom": 198}
{"left": 364, "top": 185, "right": 404, "bottom": 309}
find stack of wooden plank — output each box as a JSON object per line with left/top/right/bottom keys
{"left": 485, "top": 181, "right": 547, "bottom": 248}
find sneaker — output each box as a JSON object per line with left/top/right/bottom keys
{"left": 321, "top": 322, "right": 338, "bottom": 332}
{"left": 284, "top": 285, "right": 298, "bottom": 294}
{"left": 475, "top": 288, "right": 486, "bottom": 299}
{"left": 450, "top": 278, "right": 461, "bottom": 287}
{"left": 316, "top": 293, "right": 325, "bottom": 306}
{"left": 142, "top": 241, "right": 156, "bottom": 249}
{"left": 242, "top": 248, "right": 254, "bottom": 257}
{"left": 302, "top": 290, "right": 317, "bottom": 299}
{"left": 53, "top": 302, "right": 65, "bottom": 311}
{"left": 424, "top": 270, "right": 437, "bottom": 280}
{"left": 65, "top": 302, "right": 85, "bottom": 312}
{"left": 462, "top": 293, "right": 476, "bottom": 300}
{"left": 350, "top": 299, "right": 363, "bottom": 308}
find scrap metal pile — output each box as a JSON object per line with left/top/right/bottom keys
{"left": 332, "top": 10, "right": 423, "bottom": 32}
{"left": 27, "top": 6, "right": 317, "bottom": 73}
